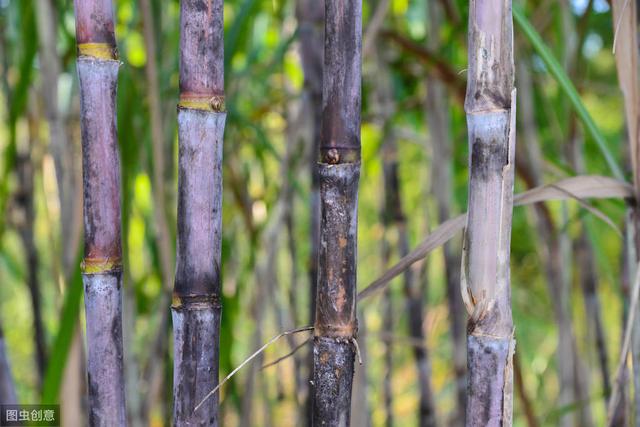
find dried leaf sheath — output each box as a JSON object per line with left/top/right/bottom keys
{"left": 74, "top": 0, "right": 126, "bottom": 423}
{"left": 312, "top": 1, "right": 362, "bottom": 425}
{"left": 172, "top": 0, "right": 226, "bottom": 425}
{"left": 462, "top": 0, "right": 516, "bottom": 424}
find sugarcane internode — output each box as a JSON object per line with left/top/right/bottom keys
{"left": 73, "top": 0, "right": 127, "bottom": 424}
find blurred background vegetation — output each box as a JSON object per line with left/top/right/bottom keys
{"left": 0, "top": 0, "right": 633, "bottom": 425}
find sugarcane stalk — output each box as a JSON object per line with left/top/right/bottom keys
{"left": 0, "top": 323, "right": 17, "bottom": 405}
{"left": 172, "top": 0, "right": 226, "bottom": 425}
{"left": 462, "top": 0, "right": 516, "bottom": 424}
{"left": 16, "top": 116, "right": 47, "bottom": 387}
{"left": 373, "top": 13, "right": 437, "bottom": 419}
{"left": 425, "top": 1, "right": 466, "bottom": 423}
{"left": 312, "top": 1, "right": 362, "bottom": 425}
{"left": 378, "top": 53, "right": 396, "bottom": 427}
{"left": 296, "top": 2, "right": 324, "bottom": 423}
{"left": 137, "top": 0, "right": 177, "bottom": 422}
{"left": 611, "top": 0, "right": 640, "bottom": 423}
{"left": 73, "top": 0, "right": 127, "bottom": 424}
{"left": 381, "top": 236, "right": 394, "bottom": 427}
{"left": 516, "top": 57, "right": 587, "bottom": 427}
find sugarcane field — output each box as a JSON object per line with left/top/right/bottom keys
{"left": 2, "top": 0, "right": 640, "bottom": 425}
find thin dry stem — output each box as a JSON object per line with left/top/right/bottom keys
{"left": 194, "top": 326, "right": 314, "bottom": 412}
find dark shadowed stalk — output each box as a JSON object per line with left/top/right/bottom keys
{"left": 296, "top": 2, "right": 324, "bottom": 423}
{"left": 462, "top": 0, "right": 516, "bottom": 424}
{"left": 377, "top": 40, "right": 396, "bottom": 427}
{"left": 513, "top": 353, "right": 539, "bottom": 427}
{"left": 58, "top": 108, "right": 87, "bottom": 427}
{"left": 36, "top": 0, "right": 82, "bottom": 275}
{"left": 297, "top": 0, "right": 324, "bottom": 314}
{"left": 622, "top": 215, "right": 635, "bottom": 425}
{"left": 37, "top": 3, "right": 85, "bottom": 421}
{"left": 15, "top": 111, "right": 47, "bottom": 387}
{"left": 37, "top": 0, "right": 86, "bottom": 407}
{"left": 611, "top": 0, "right": 639, "bottom": 423}
{"left": 240, "top": 240, "right": 270, "bottom": 427}
{"left": 280, "top": 100, "right": 307, "bottom": 418}
{"left": 73, "top": 0, "right": 127, "bottom": 423}
{"left": 372, "top": 12, "right": 436, "bottom": 421}
{"left": 575, "top": 231, "right": 609, "bottom": 396}
{"left": 425, "top": 0, "right": 465, "bottom": 424}
{"left": 567, "top": 122, "right": 605, "bottom": 427}
{"left": 379, "top": 31, "right": 466, "bottom": 103}
{"left": 312, "top": 1, "right": 361, "bottom": 425}
{"left": 559, "top": 6, "right": 598, "bottom": 425}
{"left": 399, "top": 224, "right": 437, "bottom": 427}
{"left": 241, "top": 207, "right": 284, "bottom": 427}
{"left": 138, "top": 0, "right": 175, "bottom": 422}
{"left": 139, "top": 0, "right": 173, "bottom": 290}
{"left": 0, "top": 323, "right": 17, "bottom": 405}
{"left": 172, "top": 0, "right": 225, "bottom": 425}
{"left": 381, "top": 236, "right": 394, "bottom": 427}
{"left": 383, "top": 301, "right": 393, "bottom": 425}
{"left": 372, "top": 3, "right": 395, "bottom": 424}
{"left": 515, "top": 58, "right": 583, "bottom": 427}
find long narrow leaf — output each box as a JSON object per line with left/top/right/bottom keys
{"left": 513, "top": 5, "right": 625, "bottom": 181}
{"left": 1, "top": 0, "right": 38, "bottom": 235}
{"left": 358, "top": 175, "right": 633, "bottom": 300}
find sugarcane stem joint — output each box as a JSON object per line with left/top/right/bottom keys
{"left": 77, "top": 43, "right": 118, "bottom": 61}
{"left": 178, "top": 95, "right": 226, "bottom": 112}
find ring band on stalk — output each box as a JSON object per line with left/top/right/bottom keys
{"left": 178, "top": 95, "right": 226, "bottom": 112}
{"left": 77, "top": 43, "right": 118, "bottom": 61}
{"left": 81, "top": 256, "right": 123, "bottom": 274}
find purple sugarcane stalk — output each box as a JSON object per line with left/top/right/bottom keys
{"left": 172, "top": 0, "right": 226, "bottom": 425}
{"left": 462, "top": 0, "right": 516, "bottom": 425}
{"left": 73, "top": 0, "right": 126, "bottom": 424}
{"left": 312, "top": 1, "right": 362, "bottom": 425}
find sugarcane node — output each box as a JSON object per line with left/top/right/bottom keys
{"left": 177, "top": 94, "right": 226, "bottom": 112}
{"left": 313, "top": 323, "right": 357, "bottom": 339}
{"left": 81, "top": 256, "right": 122, "bottom": 274}
{"left": 171, "top": 294, "right": 220, "bottom": 309}
{"left": 209, "top": 95, "right": 225, "bottom": 112}
{"left": 77, "top": 43, "right": 118, "bottom": 61}
{"left": 319, "top": 147, "right": 360, "bottom": 164}
{"left": 326, "top": 148, "right": 340, "bottom": 164}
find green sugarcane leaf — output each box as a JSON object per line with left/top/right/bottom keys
{"left": 0, "top": 0, "right": 38, "bottom": 236}
{"left": 225, "top": 0, "right": 261, "bottom": 69}
{"left": 513, "top": 4, "right": 625, "bottom": 181}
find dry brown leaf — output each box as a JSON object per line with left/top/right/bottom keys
{"left": 358, "top": 214, "right": 467, "bottom": 300}
{"left": 358, "top": 176, "right": 633, "bottom": 300}
{"left": 513, "top": 175, "right": 633, "bottom": 205}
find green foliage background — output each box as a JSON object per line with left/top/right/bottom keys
{"left": 0, "top": 0, "right": 631, "bottom": 425}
